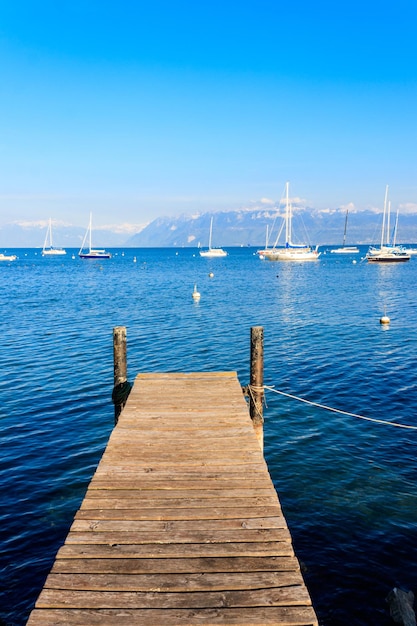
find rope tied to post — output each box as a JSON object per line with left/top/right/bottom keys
{"left": 243, "top": 383, "right": 266, "bottom": 422}
{"left": 112, "top": 380, "right": 132, "bottom": 406}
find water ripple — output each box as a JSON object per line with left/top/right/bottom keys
{"left": 2, "top": 247, "right": 417, "bottom": 625}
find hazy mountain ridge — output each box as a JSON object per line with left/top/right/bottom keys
{"left": 127, "top": 208, "right": 417, "bottom": 247}
{"left": 0, "top": 223, "right": 129, "bottom": 248}
{"left": 2, "top": 207, "right": 417, "bottom": 248}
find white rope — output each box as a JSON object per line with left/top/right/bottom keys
{"left": 246, "top": 384, "right": 265, "bottom": 420}
{"left": 264, "top": 385, "right": 417, "bottom": 431}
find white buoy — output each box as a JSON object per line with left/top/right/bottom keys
{"left": 209, "top": 272, "right": 214, "bottom": 278}
{"left": 133, "top": 256, "right": 137, "bottom": 263}
{"left": 192, "top": 284, "right": 201, "bottom": 300}
{"left": 380, "top": 306, "right": 390, "bottom": 325}
{"left": 352, "top": 259, "right": 357, "bottom": 264}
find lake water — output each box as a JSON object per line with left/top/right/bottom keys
{"left": 1, "top": 246, "right": 417, "bottom": 625}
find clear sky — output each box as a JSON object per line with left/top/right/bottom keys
{"left": 1, "top": 0, "right": 416, "bottom": 231}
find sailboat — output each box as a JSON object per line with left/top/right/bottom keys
{"left": 263, "top": 182, "right": 320, "bottom": 261}
{"left": 78, "top": 213, "right": 111, "bottom": 259}
{"left": 42, "top": 218, "right": 66, "bottom": 256}
{"left": 366, "top": 186, "right": 410, "bottom": 263}
{"left": 199, "top": 216, "right": 227, "bottom": 257}
{"left": 0, "top": 252, "right": 17, "bottom": 261}
{"left": 330, "top": 209, "right": 359, "bottom": 254}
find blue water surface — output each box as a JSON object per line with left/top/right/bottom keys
{"left": 1, "top": 246, "right": 417, "bottom": 625}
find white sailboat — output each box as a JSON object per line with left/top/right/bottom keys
{"left": 366, "top": 186, "right": 410, "bottom": 263}
{"left": 199, "top": 216, "right": 227, "bottom": 257}
{"left": 263, "top": 182, "right": 320, "bottom": 261}
{"left": 79, "top": 213, "right": 111, "bottom": 259}
{"left": 0, "top": 252, "right": 17, "bottom": 261}
{"left": 330, "top": 209, "right": 359, "bottom": 254}
{"left": 42, "top": 218, "right": 66, "bottom": 256}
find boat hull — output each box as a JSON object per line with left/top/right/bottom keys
{"left": 199, "top": 249, "right": 227, "bottom": 257}
{"left": 367, "top": 255, "right": 410, "bottom": 263}
{"left": 330, "top": 247, "right": 359, "bottom": 254}
{"left": 0, "top": 254, "right": 17, "bottom": 261}
{"left": 79, "top": 252, "right": 112, "bottom": 259}
{"left": 262, "top": 247, "right": 320, "bottom": 261}
{"left": 42, "top": 248, "right": 67, "bottom": 256}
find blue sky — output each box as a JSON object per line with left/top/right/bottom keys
{"left": 1, "top": 0, "right": 416, "bottom": 230}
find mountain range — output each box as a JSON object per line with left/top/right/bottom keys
{"left": 2, "top": 206, "right": 417, "bottom": 248}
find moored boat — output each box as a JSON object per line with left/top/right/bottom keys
{"left": 199, "top": 217, "right": 227, "bottom": 257}
{"left": 366, "top": 244, "right": 410, "bottom": 262}
{"left": 0, "top": 253, "right": 17, "bottom": 261}
{"left": 331, "top": 246, "right": 360, "bottom": 254}
{"left": 79, "top": 213, "right": 111, "bottom": 259}
{"left": 366, "top": 186, "right": 410, "bottom": 263}
{"left": 42, "top": 218, "right": 66, "bottom": 256}
{"left": 330, "top": 209, "right": 359, "bottom": 254}
{"left": 261, "top": 182, "right": 320, "bottom": 261}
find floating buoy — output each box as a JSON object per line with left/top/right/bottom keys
{"left": 133, "top": 256, "right": 137, "bottom": 263}
{"left": 380, "top": 307, "right": 390, "bottom": 325}
{"left": 192, "top": 284, "right": 201, "bottom": 300}
{"left": 352, "top": 259, "right": 357, "bottom": 264}
{"left": 209, "top": 272, "right": 214, "bottom": 278}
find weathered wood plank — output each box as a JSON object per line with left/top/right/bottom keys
{"left": 71, "top": 509, "right": 287, "bottom": 532}
{"left": 50, "top": 556, "right": 303, "bottom": 574}
{"left": 28, "top": 606, "right": 318, "bottom": 625}
{"left": 83, "top": 487, "right": 276, "bottom": 498}
{"left": 35, "top": 587, "right": 312, "bottom": 609}
{"left": 55, "top": 541, "right": 296, "bottom": 559}
{"left": 77, "top": 503, "right": 282, "bottom": 518}
{"left": 43, "top": 571, "right": 308, "bottom": 592}
{"left": 81, "top": 487, "right": 278, "bottom": 507}
{"left": 63, "top": 529, "right": 293, "bottom": 546}
{"left": 92, "top": 464, "right": 270, "bottom": 477}
{"left": 98, "top": 450, "right": 260, "bottom": 460}
{"left": 89, "top": 479, "right": 271, "bottom": 488}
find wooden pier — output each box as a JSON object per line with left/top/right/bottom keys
{"left": 27, "top": 371, "right": 318, "bottom": 625}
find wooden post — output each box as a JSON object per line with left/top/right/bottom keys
{"left": 250, "top": 326, "right": 264, "bottom": 451}
{"left": 113, "top": 326, "right": 127, "bottom": 385}
{"left": 113, "top": 326, "right": 129, "bottom": 423}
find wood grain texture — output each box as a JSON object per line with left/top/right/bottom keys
{"left": 27, "top": 371, "right": 317, "bottom": 626}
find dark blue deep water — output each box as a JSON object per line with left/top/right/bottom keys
{"left": 1, "top": 246, "right": 417, "bottom": 625}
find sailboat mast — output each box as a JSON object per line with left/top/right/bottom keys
{"left": 381, "top": 185, "right": 389, "bottom": 247}
{"left": 44, "top": 219, "right": 51, "bottom": 250}
{"left": 89, "top": 212, "right": 93, "bottom": 252}
{"left": 208, "top": 216, "right": 213, "bottom": 250}
{"left": 285, "top": 182, "right": 290, "bottom": 246}
{"left": 392, "top": 206, "right": 399, "bottom": 246}
{"left": 342, "top": 210, "right": 348, "bottom": 247}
